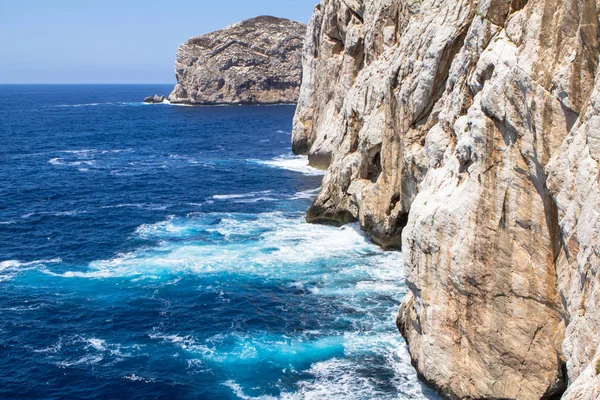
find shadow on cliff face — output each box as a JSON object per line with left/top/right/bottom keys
{"left": 306, "top": 206, "right": 409, "bottom": 251}
{"left": 306, "top": 203, "right": 358, "bottom": 227}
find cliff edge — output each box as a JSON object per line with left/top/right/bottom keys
{"left": 168, "top": 16, "right": 306, "bottom": 105}
{"left": 294, "top": 0, "right": 600, "bottom": 398}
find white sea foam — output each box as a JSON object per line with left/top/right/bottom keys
{"left": 49, "top": 158, "right": 96, "bottom": 168}
{"left": 251, "top": 155, "right": 325, "bottom": 176}
{"left": 1, "top": 304, "right": 45, "bottom": 312}
{"left": 20, "top": 210, "right": 88, "bottom": 219}
{"left": 48, "top": 149, "right": 132, "bottom": 173}
{"left": 52, "top": 336, "right": 134, "bottom": 368}
{"left": 212, "top": 190, "right": 273, "bottom": 200}
{"left": 283, "top": 358, "right": 375, "bottom": 400}
{"left": 275, "top": 332, "right": 434, "bottom": 400}
{"left": 61, "top": 149, "right": 95, "bottom": 154}
{"left": 123, "top": 374, "right": 153, "bottom": 383}
{"left": 47, "top": 212, "right": 379, "bottom": 280}
{"left": 0, "top": 258, "right": 62, "bottom": 270}
{"left": 87, "top": 338, "right": 107, "bottom": 352}
{"left": 186, "top": 201, "right": 211, "bottom": 208}
{"left": 203, "top": 332, "right": 344, "bottom": 366}
{"left": 30, "top": 340, "right": 63, "bottom": 354}
{"left": 223, "top": 381, "right": 278, "bottom": 400}
{"left": 55, "top": 103, "right": 107, "bottom": 108}
{"left": 141, "top": 99, "right": 171, "bottom": 106}
{"left": 167, "top": 102, "right": 195, "bottom": 107}
{"left": 31, "top": 207, "right": 431, "bottom": 398}
{"left": 166, "top": 328, "right": 432, "bottom": 400}
{"left": 102, "top": 203, "right": 169, "bottom": 211}
{"left": 149, "top": 333, "right": 211, "bottom": 352}
{"left": 167, "top": 154, "right": 209, "bottom": 166}
{"left": 148, "top": 332, "right": 188, "bottom": 343}
{"left": 60, "top": 149, "right": 131, "bottom": 155}
{"left": 59, "top": 354, "right": 104, "bottom": 367}
{"left": 134, "top": 216, "right": 190, "bottom": 239}
{"left": 290, "top": 187, "right": 321, "bottom": 200}
{"left": 233, "top": 197, "right": 279, "bottom": 204}
{"left": 124, "top": 211, "right": 416, "bottom": 399}
{"left": 49, "top": 157, "right": 65, "bottom": 165}
{"left": 162, "top": 319, "right": 393, "bottom": 362}
{"left": 56, "top": 210, "right": 88, "bottom": 216}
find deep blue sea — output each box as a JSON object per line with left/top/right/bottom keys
{"left": 0, "top": 85, "right": 437, "bottom": 399}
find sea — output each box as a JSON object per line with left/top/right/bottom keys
{"left": 0, "top": 85, "right": 438, "bottom": 399}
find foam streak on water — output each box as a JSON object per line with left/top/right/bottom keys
{"left": 251, "top": 155, "right": 326, "bottom": 176}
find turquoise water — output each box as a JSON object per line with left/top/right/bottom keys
{"left": 0, "top": 85, "right": 437, "bottom": 399}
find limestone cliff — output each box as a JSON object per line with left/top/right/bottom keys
{"left": 293, "top": 0, "right": 600, "bottom": 398}
{"left": 169, "top": 16, "right": 306, "bottom": 105}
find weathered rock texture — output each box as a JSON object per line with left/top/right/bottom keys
{"left": 293, "top": 0, "right": 600, "bottom": 398}
{"left": 168, "top": 16, "right": 306, "bottom": 105}
{"left": 143, "top": 94, "right": 166, "bottom": 104}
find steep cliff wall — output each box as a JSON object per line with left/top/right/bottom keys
{"left": 293, "top": 0, "right": 600, "bottom": 398}
{"left": 169, "top": 16, "right": 305, "bottom": 105}
{"left": 548, "top": 61, "right": 600, "bottom": 400}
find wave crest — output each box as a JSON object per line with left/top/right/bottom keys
{"left": 250, "top": 155, "right": 325, "bottom": 176}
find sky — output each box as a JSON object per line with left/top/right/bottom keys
{"left": 0, "top": 0, "right": 318, "bottom": 84}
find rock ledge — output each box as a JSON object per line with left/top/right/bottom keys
{"left": 143, "top": 94, "right": 166, "bottom": 104}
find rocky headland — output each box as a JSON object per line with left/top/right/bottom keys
{"left": 168, "top": 16, "right": 306, "bottom": 105}
{"left": 294, "top": 0, "right": 600, "bottom": 398}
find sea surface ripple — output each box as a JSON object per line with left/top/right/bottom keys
{"left": 0, "top": 85, "right": 438, "bottom": 399}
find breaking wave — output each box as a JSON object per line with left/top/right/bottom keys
{"left": 250, "top": 155, "right": 325, "bottom": 176}
{"left": 18, "top": 209, "right": 435, "bottom": 399}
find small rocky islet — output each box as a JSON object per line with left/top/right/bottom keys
{"left": 145, "top": 16, "right": 305, "bottom": 105}
{"left": 143, "top": 94, "right": 166, "bottom": 104}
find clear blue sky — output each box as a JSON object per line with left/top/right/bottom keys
{"left": 0, "top": 0, "right": 318, "bottom": 84}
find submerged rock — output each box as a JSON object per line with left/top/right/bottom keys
{"left": 143, "top": 94, "right": 166, "bottom": 104}
{"left": 168, "top": 16, "right": 306, "bottom": 105}
{"left": 295, "top": 0, "right": 600, "bottom": 398}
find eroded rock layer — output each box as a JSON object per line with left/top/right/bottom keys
{"left": 169, "top": 16, "right": 306, "bottom": 105}
{"left": 293, "top": 0, "right": 600, "bottom": 398}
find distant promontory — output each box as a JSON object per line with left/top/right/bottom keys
{"left": 168, "top": 16, "right": 306, "bottom": 105}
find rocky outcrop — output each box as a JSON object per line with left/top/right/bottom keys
{"left": 143, "top": 94, "right": 166, "bottom": 104}
{"left": 168, "top": 16, "right": 306, "bottom": 105}
{"left": 294, "top": 0, "right": 600, "bottom": 398}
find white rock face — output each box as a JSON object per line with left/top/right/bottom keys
{"left": 293, "top": 0, "right": 600, "bottom": 398}
{"left": 548, "top": 61, "right": 600, "bottom": 400}
{"left": 169, "top": 16, "right": 306, "bottom": 105}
